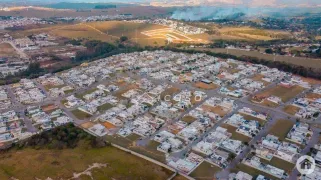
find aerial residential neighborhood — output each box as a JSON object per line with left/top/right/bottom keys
{"left": 1, "top": 0, "right": 321, "bottom": 179}
{"left": 0, "top": 49, "right": 320, "bottom": 179}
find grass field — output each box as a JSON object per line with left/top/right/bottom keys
{"left": 130, "top": 140, "right": 166, "bottom": 163}
{"left": 268, "top": 119, "right": 294, "bottom": 140}
{"left": 217, "top": 27, "right": 291, "bottom": 41}
{"left": 0, "top": 142, "right": 174, "bottom": 180}
{"left": 189, "top": 161, "right": 221, "bottom": 180}
{"left": 10, "top": 21, "right": 208, "bottom": 46}
{"left": 0, "top": 43, "right": 18, "bottom": 58}
{"left": 193, "top": 48, "right": 321, "bottom": 69}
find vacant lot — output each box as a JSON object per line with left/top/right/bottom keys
{"left": 193, "top": 82, "right": 219, "bottom": 90}
{"left": 238, "top": 113, "right": 266, "bottom": 126}
{"left": 233, "top": 163, "right": 281, "bottom": 180}
{"left": 189, "top": 161, "right": 221, "bottom": 180}
{"left": 255, "top": 85, "right": 305, "bottom": 103}
{"left": 220, "top": 123, "right": 251, "bottom": 143}
{"left": 306, "top": 93, "right": 321, "bottom": 100}
{"left": 0, "top": 43, "right": 18, "bottom": 58}
{"left": 283, "top": 105, "right": 300, "bottom": 115}
{"left": 251, "top": 74, "right": 270, "bottom": 86}
{"left": 71, "top": 109, "right": 92, "bottom": 120}
{"left": 268, "top": 119, "right": 294, "bottom": 140}
{"left": 182, "top": 115, "right": 197, "bottom": 124}
{"left": 263, "top": 157, "right": 295, "bottom": 174}
{"left": 0, "top": 143, "right": 174, "bottom": 180}
{"left": 202, "top": 105, "right": 229, "bottom": 117}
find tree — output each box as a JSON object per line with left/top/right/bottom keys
{"left": 91, "top": 137, "right": 109, "bottom": 148}
{"left": 120, "top": 36, "right": 128, "bottom": 42}
{"left": 265, "top": 48, "right": 273, "bottom": 54}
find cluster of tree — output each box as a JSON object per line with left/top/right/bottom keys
{"left": 94, "top": 5, "right": 116, "bottom": 9}
{"left": 0, "top": 62, "right": 46, "bottom": 85}
{"left": 74, "top": 38, "right": 144, "bottom": 63}
{"left": 0, "top": 16, "right": 12, "bottom": 20}
{"left": 8, "top": 123, "right": 110, "bottom": 151}
{"left": 74, "top": 40, "right": 117, "bottom": 62}
{"left": 65, "top": 39, "right": 82, "bottom": 46}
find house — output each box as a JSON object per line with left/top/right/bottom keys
{"left": 229, "top": 171, "right": 253, "bottom": 180}
{"left": 88, "top": 124, "right": 108, "bottom": 137}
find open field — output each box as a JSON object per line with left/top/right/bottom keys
{"left": 216, "top": 27, "right": 291, "bottom": 41}
{"left": 189, "top": 161, "right": 221, "bottom": 180}
{"left": 0, "top": 6, "right": 170, "bottom": 18}
{"left": 0, "top": 43, "right": 18, "bottom": 58}
{"left": 141, "top": 28, "right": 208, "bottom": 44}
{"left": 130, "top": 140, "right": 166, "bottom": 163}
{"left": 268, "top": 119, "right": 294, "bottom": 140}
{"left": 254, "top": 85, "right": 305, "bottom": 103}
{"left": 10, "top": 21, "right": 208, "bottom": 46}
{"left": 0, "top": 142, "right": 174, "bottom": 180}
{"left": 192, "top": 48, "right": 321, "bottom": 69}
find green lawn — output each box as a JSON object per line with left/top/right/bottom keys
{"left": 189, "top": 161, "right": 221, "bottom": 180}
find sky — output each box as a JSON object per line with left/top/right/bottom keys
{"left": 6, "top": 0, "right": 321, "bottom": 7}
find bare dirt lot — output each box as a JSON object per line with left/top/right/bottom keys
{"left": 0, "top": 43, "right": 18, "bottom": 58}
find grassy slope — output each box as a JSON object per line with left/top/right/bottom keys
{"left": 0, "top": 141, "right": 173, "bottom": 180}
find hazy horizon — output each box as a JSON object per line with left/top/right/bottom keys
{"left": 4, "top": 0, "right": 321, "bottom": 7}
